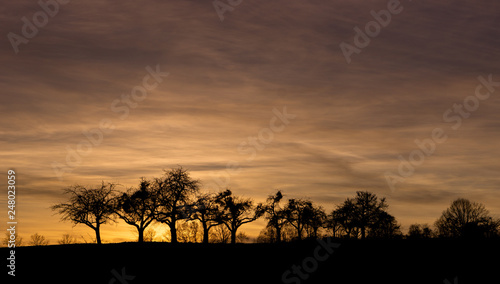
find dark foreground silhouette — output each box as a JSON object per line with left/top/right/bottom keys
{"left": 3, "top": 239, "right": 499, "bottom": 284}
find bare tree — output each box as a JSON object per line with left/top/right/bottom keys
{"left": 353, "top": 191, "right": 388, "bottom": 239}
{"left": 284, "top": 198, "right": 317, "bottom": 240}
{"left": 209, "top": 225, "right": 231, "bottom": 244}
{"left": 435, "top": 198, "right": 500, "bottom": 238}
{"left": 236, "top": 231, "right": 249, "bottom": 243}
{"left": 256, "top": 226, "right": 276, "bottom": 243}
{"left": 114, "top": 178, "right": 158, "bottom": 242}
{"left": 51, "top": 182, "right": 117, "bottom": 245}
{"left": 58, "top": 233, "right": 77, "bottom": 245}
{"left": 2, "top": 232, "right": 23, "bottom": 247}
{"left": 177, "top": 220, "right": 202, "bottom": 243}
{"left": 30, "top": 233, "right": 49, "bottom": 246}
{"left": 367, "top": 210, "right": 401, "bottom": 239}
{"left": 305, "top": 205, "right": 326, "bottom": 239}
{"left": 329, "top": 198, "right": 358, "bottom": 238}
{"left": 191, "top": 192, "right": 222, "bottom": 244}
{"left": 407, "top": 224, "right": 433, "bottom": 239}
{"left": 143, "top": 228, "right": 157, "bottom": 242}
{"left": 153, "top": 167, "right": 200, "bottom": 244}
{"left": 256, "top": 223, "right": 296, "bottom": 243}
{"left": 215, "top": 189, "right": 263, "bottom": 244}
{"left": 329, "top": 191, "right": 398, "bottom": 239}
{"left": 262, "top": 190, "right": 288, "bottom": 243}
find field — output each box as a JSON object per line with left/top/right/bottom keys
{"left": 3, "top": 238, "right": 500, "bottom": 284}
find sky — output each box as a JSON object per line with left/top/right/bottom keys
{"left": 1, "top": 0, "right": 500, "bottom": 244}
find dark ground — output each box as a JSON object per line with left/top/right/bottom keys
{"left": 2, "top": 239, "right": 499, "bottom": 284}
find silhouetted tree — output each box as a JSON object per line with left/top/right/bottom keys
{"left": 236, "top": 231, "right": 249, "bottom": 243}
{"left": 407, "top": 223, "right": 433, "bottom": 239}
{"left": 2, "top": 232, "right": 23, "bottom": 247}
{"left": 435, "top": 198, "right": 500, "bottom": 238}
{"left": 367, "top": 210, "right": 401, "bottom": 239}
{"left": 143, "top": 228, "right": 157, "bottom": 242}
{"left": 177, "top": 220, "right": 202, "bottom": 243}
{"left": 330, "top": 191, "right": 399, "bottom": 239}
{"left": 215, "top": 189, "right": 263, "bottom": 244}
{"left": 51, "top": 182, "right": 117, "bottom": 245}
{"left": 330, "top": 198, "right": 359, "bottom": 238}
{"left": 153, "top": 167, "right": 200, "bottom": 243}
{"left": 256, "top": 223, "right": 296, "bottom": 243}
{"left": 191, "top": 192, "right": 222, "bottom": 244}
{"left": 353, "top": 191, "right": 388, "bottom": 239}
{"left": 209, "top": 224, "right": 231, "bottom": 243}
{"left": 58, "top": 233, "right": 77, "bottom": 245}
{"left": 305, "top": 205, "right": 327, "bottom": 238}
{"left": 256, "top": 226, "right": 276, "bottom": 243}
{"left": 29, "top": 233, "right": 49, "bottom": 246}
{"left": 284, "top": 198, "right": 322, "bottom": 240}
{"left": 114, "top": 178, "right": 158, "bottom": 242}
{"left": 262, "top": 190, "right": 288, "bottom": 243}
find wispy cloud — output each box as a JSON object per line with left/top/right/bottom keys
{"left": 1, "top": 0, "right": 500, "bottom": 241}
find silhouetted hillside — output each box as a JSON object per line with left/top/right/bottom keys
{"left": 3, "top": 239, "right": 499, "bottom": 284}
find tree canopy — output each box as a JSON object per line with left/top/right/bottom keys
{"left": 435, "top": 198, "right": 500, "bottom": 238}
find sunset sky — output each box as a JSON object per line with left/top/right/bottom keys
{"left": 1, "top": 0, "right": 500, "bottom": 244}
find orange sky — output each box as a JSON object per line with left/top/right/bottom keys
{"left": 1, "top": 0, "right": 500, "bottom": 244}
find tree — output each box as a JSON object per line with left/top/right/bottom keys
{"left": 262, "top": 190, "right": 288, "bottom": 243}
{"left": 435, "top": 198, "right": 500, "bottom": 238}
{"left": 191, "top": 192, "right": 222, "bottom": 244}
{"left": 30, "top": 233, "right": 49, "bottom": 246}
{"left": 305, "top": 205, "right": 327, "bottom": 239}
{"left": 236, "top": 231, "right": 249, "bottom": 243}
{"left": 153, "top": 167, "right": 200, "bottom": 244}
{"left": 177, "top": 220, "right": 202, "bottom": 243}
{"left": 51, "top": 182, "right": 117, "bottom": 245}
{"left": 143, "top": 228, "right": 157, "bottom": 242}
{"left": 58, "top": 233, "right": 77, "bottom": 245}
{"left": 256, "top": 226, "right": 276, "bottom": 243}
{"left": 367, "top": 210, "right": 401, "bottom": 239}
{"left": 407, "top": 224, "right": 433, "bottom": 239}
{"left": 353, "top": 191, "right": 388, "bottom": 239}
{"left": 209, "top": 225, "right": 231, "bottom": 244}
{"left": 329, "top": 191, "right": 399, "bottom": 239}
{"left": 329, "top": 198, "right": 359, "bottom": 238}
{"left": 215, "top": 189, "right": 263, "bottom": 244}
{"left": 114, "top": 178, "right": 158, "bottom": 243}
{"left": 256, "top": 223, "right": 296, "bottom": 243}
{"left": 2, "top": 232, "right": 23, "bottom": 247}
{"left": 284, "top": 198, "right": 321, "bottom": 240}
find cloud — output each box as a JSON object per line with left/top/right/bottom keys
{"left": 1, "top": 0, "right": 500, "bottom": 241}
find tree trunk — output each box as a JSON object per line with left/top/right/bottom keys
{"left": 275, "top": 226, "right": 281, "bottom": 243}
{"left": 230, "top": 229, "right": 237, "bottom": 244}
{"left": 170, "top": 223, "right": 177, "bottom": 244}
{"left": 202, "top": 223, "right": 209, "bottom": 244}
{"left": 138, "top": 227, "right": 144, "bottom": 243}
{"left": 297, "top": 227, "right": 302, "bottom": 240}
{"left": 95, "top": 225, "right": 102, "bottom": 245}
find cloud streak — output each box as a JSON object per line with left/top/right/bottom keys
{"left": 1, "top": 0, "right": 500, "bottom": 242}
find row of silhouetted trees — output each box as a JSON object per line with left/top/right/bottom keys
{"left": 51, "top": 167, "right": 500, "bottom": 245}
{"left": 52, "top": 167, "right": 262, "bottom": 244}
